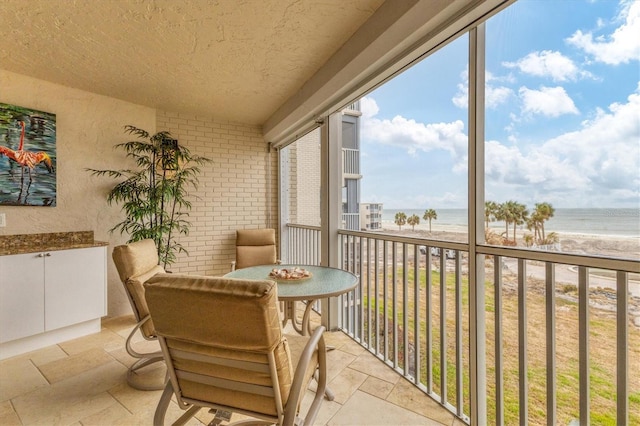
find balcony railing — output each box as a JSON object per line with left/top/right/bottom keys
{"left": 328, "top": 229, "right": 638, "bottom": 425}
{"left": 342, "top": 148, "right": 359, "bottom": 175}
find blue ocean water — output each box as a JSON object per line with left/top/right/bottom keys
{"left": 382, "top": 208, "right": 640, "bottom": 238}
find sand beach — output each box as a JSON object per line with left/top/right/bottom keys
{"left": 381, "top": 221, "right": 640, "bottom": 260}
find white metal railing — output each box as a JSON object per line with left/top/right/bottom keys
{"left": 342, "top": 148, "right": 359, "bottom": 175}
{"left": 284, "top": 224, "right": 321, "bottom": 265}
{"left": 334, "top": 229, "right": 639, "bottom": 425}
{"left": 342, "top": 212, "right": 359, "bottom": 231}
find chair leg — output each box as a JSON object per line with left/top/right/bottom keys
{"left": 125, "top": 316, "right": 166, "bottom": 390}
{"left": 153, "top": 382, "right": 174, "bottom": 426}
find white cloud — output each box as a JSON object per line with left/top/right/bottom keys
{"left": 503, "top": 50, "right": 590, "bottom": 82}
{"left": 452, "top": 70, "right": 514, "bottom": 109}
{"left": 486, "top": 84, "right": 640, "bottom": 203}
{"left": 566, "top": 0, "right": 640, "bottom": 65}
{"left": 360, "top": 96, "right": 379, "bottom": 119}
{"left": 519, "top": 86, "right": 579, "bottom": 117}
{"left": 361, "top": 102, "right": 467, "bottom": 166}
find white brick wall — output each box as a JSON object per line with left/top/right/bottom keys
{"left": 157, "top": 110, "right": 278, "bottom": 276}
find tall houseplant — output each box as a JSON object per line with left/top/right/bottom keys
{"left": 89, "top": 125, "right": 211, "bottom": 268}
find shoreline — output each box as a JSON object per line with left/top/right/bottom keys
{"left": 379, "top": 223, "right": 640, "bottom": 260}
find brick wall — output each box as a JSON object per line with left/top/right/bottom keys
{"left": 157, "top": 110, "right": 278, "bottom": 276}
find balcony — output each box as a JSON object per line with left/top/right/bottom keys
{"left": 0, "top": 313, "right": 458, "bottom": 425}
{"left": 284, "top": 224, "right": 640, "bottom": 425}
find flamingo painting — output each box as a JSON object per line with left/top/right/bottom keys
{"left": 0, "top": 121, "right": 54, "bottom": 173}
{"left": 0, "top": 103, "right": 57, "bottom": 206}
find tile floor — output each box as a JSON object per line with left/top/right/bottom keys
{"left": 0, "top": 314, "right": 464, "bottom": 425}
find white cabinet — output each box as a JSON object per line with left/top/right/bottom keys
{"left": 0, "top": 253, "right": 45, "bottom": 343}
{"left": 0, "top": 246, "right": 106, "bottom": 345}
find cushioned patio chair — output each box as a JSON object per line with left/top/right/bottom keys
{"left": 144, "top": 274, "right": 327, "bottom": 426}
{"left": 112, "top": 239, "right": 166, "bottom": 390}
{"left": 231, "top": 228, "right": 279, "bottom": 271}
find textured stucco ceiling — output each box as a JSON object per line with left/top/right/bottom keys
{"left": 0, "top": 0, "right": 384, "bottom": 125}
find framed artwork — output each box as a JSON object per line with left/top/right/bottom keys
{"left": 0, "top": 103, "right": 56, "bottom": 206}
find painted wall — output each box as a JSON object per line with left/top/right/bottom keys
{"left": 0, "top": 70, "right": 156, "bottom": 317}
{"left": 0, "top": 70, "right": 278, "bottom": 318}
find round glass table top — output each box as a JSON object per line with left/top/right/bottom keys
{"left": 224, "top": 264, "right": 358, "bottom": 300}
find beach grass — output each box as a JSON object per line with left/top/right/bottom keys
{"left": 356, "top": 262, "right": 640, "bottom": 425}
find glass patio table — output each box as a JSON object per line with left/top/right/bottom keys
{"left": 224, "top": 264, "right": 358, "bottom": 336}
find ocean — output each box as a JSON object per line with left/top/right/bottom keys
{"left": 381, "top": 208, "right": 640, "bottom": 238}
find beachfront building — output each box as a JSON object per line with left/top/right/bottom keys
{"left": 1, "top": 1, "right": 637, "bottom": 425}
{"left": 360, "top": 202, "right": 383, "bottom": 231}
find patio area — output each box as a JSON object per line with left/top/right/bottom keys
{"left": 0, "top": 313, "right": 461, "bottom": 426}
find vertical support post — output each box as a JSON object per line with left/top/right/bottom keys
{"left": 579, "top": 266, "right": 590, "bottom": 425}
{"left": 546, "top": 262, "right": 557, "bottom": 426}
{"left": 616, "top": 271, "right": 628, "bottom": 425}
{"left": 518, "top": 259, "right": 528, "bottom": 424}
{"left": 468, "top": 24, "right": 487, "bottom": 425}
{"left": 278, "top": 147, "right": 290, "bottom": 263}
{"left": 320, "top": 113, "right": 342, "bottom": 330}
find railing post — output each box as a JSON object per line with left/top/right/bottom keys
{"left": 320, "top": 113, "right": 342, "bottom": 330}
{"left": 468, "top": 23, "right": 487, "bottom": 425}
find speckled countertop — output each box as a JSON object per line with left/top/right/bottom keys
{"left": 0, "top": 231, "right": 108, "bottom": 256}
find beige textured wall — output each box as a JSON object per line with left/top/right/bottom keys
{"left": 156, "top": 111, "right": 278, "bottom": 277}
{"left": 0, "top": 70, "right": 156, "bottom": 317}
{"left": 0, "top": 71, "right": 277, "bottom": 317}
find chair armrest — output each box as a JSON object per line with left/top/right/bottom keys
{"left": 284, "top": 326, "right": 327, "bottom": 426}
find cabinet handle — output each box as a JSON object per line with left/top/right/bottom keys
{"left": 37, "top": 253, "right": 44, "bottom": 258}
{"left": 45, "top": 253, "right": 52, "bottom": 257}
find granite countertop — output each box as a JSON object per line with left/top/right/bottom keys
{"left": 0, "top": 231, "right": 108, "bottom": 256}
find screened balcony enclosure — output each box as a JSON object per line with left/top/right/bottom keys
{"left": 277, "top": 1, "right": 639, "bottom": 425}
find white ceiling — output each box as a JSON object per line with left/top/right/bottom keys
{"left": 0, "top": 0, "right": 384, "bottom": 126}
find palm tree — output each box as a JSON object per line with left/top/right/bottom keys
{"left": 394, "top": 212, "right": 407, "bottom": 230}
{"left": 499, "top": 200, "right": 528, "bottom": 243}
{"left": 496, "top": 202, "right": 511, "bottom": 239}
{"left": 407, "top": 214, "right": 420, "bottom": 231}
{"left": 512, "top": 202, "right": 528, "bottom": 242}
{"left": 422, "top": 209, "right": 437, "bottom": 232}
{"left": 484, "top": 201, "right": 498, "bottom": 229}
{"left": 534, "top": 202, "right": 555, "bottom": 241}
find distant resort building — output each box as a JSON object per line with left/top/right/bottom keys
{"left": 360, "top": 202, "right": 383, "bottom": 231}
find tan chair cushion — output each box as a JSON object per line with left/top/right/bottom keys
{"left": 235, "top": 229, "right": 277, "bottom": 269}
{"left": 112, "top": 239, "right": 160, "bottom": 282}
{"left": 112, "top": 239, "right": 164, "bottom": 337}
{"left": 144, "top": 274, "right": 308, "bottom": 417}
{"left": 145, "top": 274, "right": 281, "bottom": 350}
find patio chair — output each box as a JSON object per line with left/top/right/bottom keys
{"left": 231, "top": 228, "right": 279, "bottom": 271}
{"left": 144, "top": 274, "right": 327, "bottom": 426}
{"left": 112, "top": 239, "right": 166, "bottom": 390}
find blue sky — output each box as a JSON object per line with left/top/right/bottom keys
{"left": 359, "top": 0, "right": 639, "bottom": 210}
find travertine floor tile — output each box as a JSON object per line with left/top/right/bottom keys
{"left": 326, "top": 367, "right": 368, "bottom": 404}
{"left": 107, "top": 338, "right": 162, "bottom": 369}
{"left": 58, "top": 329, "right": 124, "bottom": 354}
{"left": 108, "top": 368, "right": 165, "bottom": 412}
{"left": 359, "top": 375, "right": 395, "bottom": 399}
{"left": 38, "top": 347, "right": 114, "bottom": 383}
{"left": 299, "top": 388, "right": 343, "bottom": 425}
{"left": 0, "top": 400, "right": 21, "bottom": 425}
{"left": 328, "top": 390, "right": 444, "bottom": 425}
{"left": 78, "top": 401, "right": 131, "bottom": 425}
{"left": 325, "top": 349, "right": 356, "bottom": 382}
{"left": 0, "top": 357, "right": 48, "bottom": 402}
{"left": 12, "top": 360, "right": 126, "bottom": 425}
{"left": 386, "top": 377, "right": 455, "bottom": 425}
{"left": 101, "top": 315, "right": 137, "bottom": 333}
{"left": 7, "top": 344, "right": 68, "bottom": 368}
{"left": 349, "top": 351, "right": 400, "bottom": 384}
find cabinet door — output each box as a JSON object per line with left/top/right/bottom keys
{"left": 0, "top": 253, "right": 45, "bottom": 343}
{"left": 44, "top": 247, "right": 106, "bottom": 331}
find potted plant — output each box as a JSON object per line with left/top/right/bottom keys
{"left": 88, "top": 125, "right": 211, "bottom": 268}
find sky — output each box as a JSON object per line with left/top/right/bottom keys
{"left": 359, "top": 0, "right": 640, "bottom": 210}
